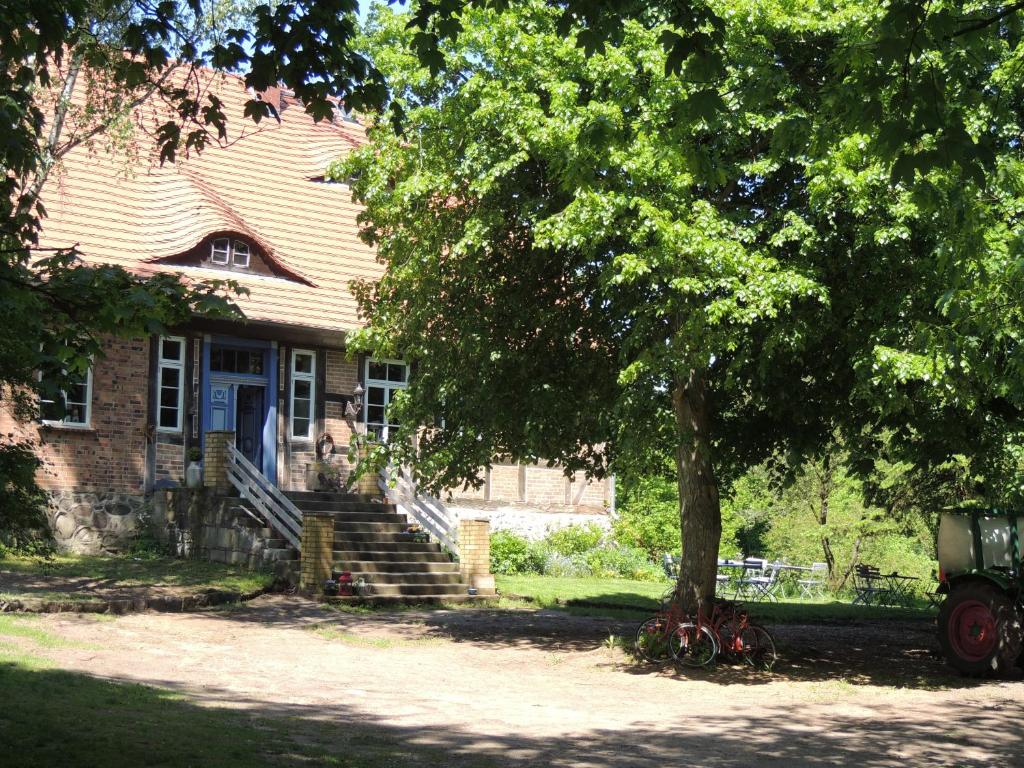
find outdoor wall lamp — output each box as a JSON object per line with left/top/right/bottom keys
{"left": 345, "top": 382, "right": 364, "bottom": 419}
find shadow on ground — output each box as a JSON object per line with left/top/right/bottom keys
{"left": 199, "top": 596, "right": 991, "bottom": 691}
{"left": 0, "top": 658, "right": 1016, "bottom": 768}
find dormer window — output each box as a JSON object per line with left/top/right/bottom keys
{"left": 210, "top": 238, "right": 251, "bottom": 269}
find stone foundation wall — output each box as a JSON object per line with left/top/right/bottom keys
{"left": 47, "top": 491, "right": 148, "bottom": 554}
{"left": 161, "top": 489, "right": 293, "bottom": 569}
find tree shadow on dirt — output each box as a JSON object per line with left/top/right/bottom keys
{"left": 198, "top": 596, "right": 998, "bottom": 691}
{"left": 1, "top": 660, "right": 1018, "bottom": 768}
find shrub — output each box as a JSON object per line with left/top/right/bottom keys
{"left": 544, "top": 523, "right": 604, "bottom": 556}
{"left": 584, "top": 545, "right": 665, "bottom": 582}
{"left": 490, "top": 530, "right": 546, "bottom": 575}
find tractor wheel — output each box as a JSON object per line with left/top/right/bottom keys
{"left": 938, "top": 582, "right": 1022, "bottom": 677}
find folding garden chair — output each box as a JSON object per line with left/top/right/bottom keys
{"left": 734, "top": 559, "right": 781, "bottom": 602}
{"left": 852, "top": 564, "right": 892, "bottom": 606}
{"left": 797, "top": 562, "right": 828, "bottom": 599}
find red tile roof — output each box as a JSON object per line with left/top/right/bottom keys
{"left": 39, "top": 71, "right": 380, "bottom": 336}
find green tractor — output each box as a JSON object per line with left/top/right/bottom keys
{"left": 936, "top": 509, "right": 1024, "bottom": 676}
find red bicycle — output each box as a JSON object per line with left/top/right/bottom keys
{"left": 635, "top": 590, "right": 718, "bottom": 668}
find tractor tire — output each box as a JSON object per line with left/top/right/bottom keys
{"left": 938, "top": 582, "right": 1022, "bottom": 678}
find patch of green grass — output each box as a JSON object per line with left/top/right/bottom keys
{"left": 0, "top": 553, "right": 273, "bottom": 596}
{"left": 311, "top": 625, "right": 450, "bottom": 648}
{"left": 0, "top": 615, "right": 81, "bottom": 649}
{"left": 496, "top": 575, "right": 934, "bottom": 623}
{"left": 0, "top": 655, "right": 496, "bottom": 767}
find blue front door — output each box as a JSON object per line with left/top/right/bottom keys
{"left": 201, "top": 336, "right": 278, "bottom": 483}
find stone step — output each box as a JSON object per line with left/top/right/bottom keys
{"left": 344, "top": 572, "right": 465, "bottom": 586}
{"left": 265, "top": 538, "right": 289, "bottom": 550}
{"left": 361, "top": 582, "right": 469, "bottom": 597}
{"left": 333, "top": 549, "right": 452, "bottom": 564}
{"left": 292, "top": 500, "right": 399, "bottom": 514}
{"left": 308, "top": 512, "right": 408, "bottom": 524}
{"left": 318, "top": 594, "right": 494, "bottom": 607}
{"left": 331, "top": 536, "right": 423, "bottom": 548}
{"left": 330, "top": 559, "right": 461, "bottom": 574}
{"left": 285, "top": 491, "right": 382, "bottom": 504}
{"left": 332, "top": 521, "right": 408, "bottom": 534}
{"left": 332, "top": 540, "right": 444, "bottom": 553}
{"left": 263, "top": 547, "right": 298, "bottom": 562}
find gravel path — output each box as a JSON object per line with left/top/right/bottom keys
{"left": 25, "top": 595, "right": 1024, "bottom": 767}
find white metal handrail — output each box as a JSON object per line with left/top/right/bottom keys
{"left": 379, "top": 466, "right": 458, "bottom": 557}
{"left": 225, "top": 443, "right": 303, "bottom": 550}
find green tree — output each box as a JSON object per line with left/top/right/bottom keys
{"left": 343, "top": 0, "right": 1024, "bottom": 612}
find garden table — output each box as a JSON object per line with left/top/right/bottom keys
{"left": 882, "top": 573, "right": 920, "bottom": 607}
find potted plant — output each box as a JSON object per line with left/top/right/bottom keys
{"left": 185, "top": 446, "right": 203, "bottom": 489}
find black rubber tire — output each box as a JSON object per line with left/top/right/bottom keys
{"left": 635, "top": 617, "right": 672, "bottom": 663}
{"left": 669, "top": 622, "right": 718, "bottom": 668}
{"left": 937, "top": 582, "right": 1022, "bottom": 678}
{"left": 739, "top": 624, "right": 778, "bottom": 672}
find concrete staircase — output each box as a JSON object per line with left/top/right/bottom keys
{"left": 284, "top": 491, "right": 473, "bottom": 601}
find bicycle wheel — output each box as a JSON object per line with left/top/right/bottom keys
{"left": 739, "top": 624, "right": 778, "bottom": 671}
{"left": 635, "top": 616, "right": 673, "bottom": 663}
{"left": 669, "top": 622, "right": 718, "bottom": 668}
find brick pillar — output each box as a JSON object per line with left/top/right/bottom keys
{"left": 203, "top": 431, "right": 235, "bottom": 494}
{"left": 458, "top": 517, "right": 496, "bottom": 595}
{"left": 299, "top": 513, "right": 334, "bottom": 592}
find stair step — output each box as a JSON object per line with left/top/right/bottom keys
{"left": 333, "top": 549, "right": 452, "bottom": 564}
{"left": 319, "top": 594, "right": 493, "bottom": 607}
{"left": 331, "top": 560, "right": 461, "bottom": 574}
{"left": 332, "top": 531, "right": 436, "bottom": 544}
{"left": 345, "top": 572, "right": 465, "bottom": 586}
{"left": 263, "top": 548, "right": 298, "bottom": 561}
{"left": 361, "top": 582, "right": 469, "bottom": 597}
{"left": 332, "top": 540, "right": 444, "bottom": 553}
{"left": 332, "top": 522, "right": 408, "bottom": 534}
{"left": 286, "top": 491, "right": 382, "bottom": 504}
{"left": 293, "top": 500, "right": 399, "bottom": 514}
{"left": 307, "top": 512, "right": 408, "bottom": 523}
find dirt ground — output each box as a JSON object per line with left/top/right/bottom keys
{"left": 14, "top": 595, "right": 1024, "bottom": 767}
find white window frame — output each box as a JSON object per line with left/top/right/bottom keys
{"left": 363, "top": 358, "right": 408, "bottom": 442}
{"left": 39, "top": 367, "right": 93, "bottom": 428}
{"left": 210, "top": 238, "right": 230, "bottom": 265}
{"left": 290, "top": 349, "right": 316, "bottom": 441}
{"left": 157, "top": 335, "right": 186, "bottom": 433}
{"left": 231, "top": 240, "right": 250, "bottom": 268}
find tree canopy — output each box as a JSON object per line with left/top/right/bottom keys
{"left": 342, "top": 0, "right": 1024, "bottom": 607}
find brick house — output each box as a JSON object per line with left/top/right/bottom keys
{"left": 1, "top": 74, "right": 612, "bottom": 555}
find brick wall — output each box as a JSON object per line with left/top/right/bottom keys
{"left": 0, "top": 335, "right": 150, "bottom": 493}
{"left": 299, "top": 513, "right": 334, "bottom": 591}
{"left": 458, "top": 517, "right": 496, "bottom": 595}
{"left": 446, "top": 460, "right": 611, "bottom": 512}
{"left": 155, "top": 441, "right": 185, "bottom": 484}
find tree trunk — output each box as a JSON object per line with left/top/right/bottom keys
{"left": 816, "top": 454, "right": 836, "bottom": 582}
{"left": 672, "top": 368, "right": 721, "bottom": 614}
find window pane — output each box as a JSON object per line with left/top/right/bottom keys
{"left": 161, "top": 339, "right": 182, "bottom": 362}
{"left": 40, "top": 398, "right": 62, "bottom": 422}
{"left": 65, "top": 401, "right": 86, "bottom": 424}
{"left": 367, "top": 385, "right": 384, "bottom": 405}
{"left": 66, "top": 379, "right": 88, "bottom": 408}
{"left": 367, "top": 405, "right": 386, "bottom": 424}
{"left": 368, "top": 361, "right": 387, "bottom": 380}
{"left": 232, "top": 241, "right": 250, "bottom": 267}
{"left": 293, "top": 398, "right": 311, "bottom": 420}
{"left": 293, "top": 416, "right": 310, "bottom": 437}
{"left": 294, "top": 380, "right": 311, "bottom": 399}
{"left": 159, "top": 407, "right": 178, "bottom": 429}
{"left": 160, "top": 367, "right": 179, "bottom": 388}
{"left": 247, "top": 351, "right": 263, "bottom": 375}
{"left": 387, "top": 364, "right": 406, "bottom": 383}
{"left": 293, "top": 353, "right": 313, "bottom": 374}
{"left": 211, "top": 239, "right": 229, "bottom": 264}
{"left": 160, "top": 387, "right": 178, "bottom": 409}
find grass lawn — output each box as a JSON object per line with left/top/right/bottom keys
{"left": 496, "top": 574, "right": 935, "bottom": 623}
{"left": 0, "top": 553, "right": 273, "bottom": 601}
